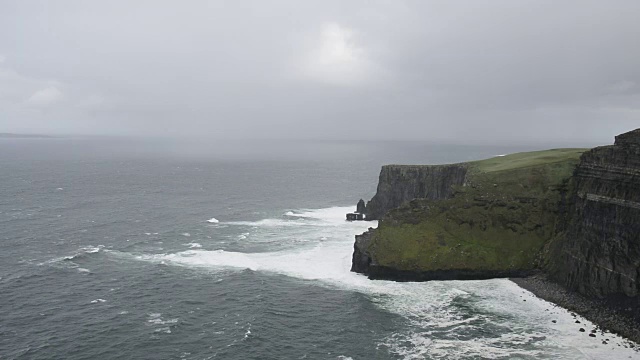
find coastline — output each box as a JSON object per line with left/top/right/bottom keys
{"left": 510, "top": 274, "right": 640, "bottom": 347}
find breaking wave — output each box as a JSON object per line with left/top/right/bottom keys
{"left": 125, "top": 206, "right": 639, "bottom": 359}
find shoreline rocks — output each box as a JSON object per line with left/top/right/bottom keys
{"left": 511, "top": 274, "right": 640, "bottom": 346}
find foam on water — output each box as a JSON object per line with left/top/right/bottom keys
{"left": 206, "top": 217, "right": 219, "bottom": 223}
{"left": 40, "top": 245, "right": 106, "bottom": 266}
{"left": 224, "top": 218, "right": 310, "bottom": 228}
{"left": 130, "top": 206, "right": 639, "bottom": 359}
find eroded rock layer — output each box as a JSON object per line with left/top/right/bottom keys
{"left": 547, "top": 129, "right": 640, "bottom": 302}
{"left": 364, "top": 164, "right": 468, "bottom": 220}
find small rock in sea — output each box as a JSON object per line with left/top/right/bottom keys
{"left": 591, "top": 329, "right": 597, "bottom": 333}
{"left": 552, "top": 320, "right": 557, "bottom": 323}
{"left": 575, "top": 320, "right": 580, "bottom": 323}
{"left": 602, "top": 341, "right": 608, "bottom": 345}
{"left": 523, "top": 299, "right": 526, "bottom": 301}
{"left": 589, "top": 333, "right": 596, "bottom": 338}
{"left": 579, "top": 328, "right": 586, "bottom": 332}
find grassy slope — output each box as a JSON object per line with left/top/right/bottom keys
{"left": 369, "top": 148, "right": 587, "bottom": 272}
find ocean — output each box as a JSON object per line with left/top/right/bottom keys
{"left": 1, "top": 137, "right": 638, "bottom": 360}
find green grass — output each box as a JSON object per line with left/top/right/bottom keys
{"left": 366, "top": 148, "right": 588, "bottom": 273}
{"left": 471, "top": 148, "right": 587, "bottom": 173}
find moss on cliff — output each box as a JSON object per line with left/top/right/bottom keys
{"left": 362, "top": 148, "right": 587, "bottom": 275}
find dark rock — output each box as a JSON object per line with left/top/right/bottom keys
{"left": 362, "top": 264, "right": 534, "bottom": 281}
{"left": 356, "top": 199, "right": 366, "bottom": 214}
{"left": 589, "top": 333, "right": 596, "bottom": 337}
{"left": 580, "top": 328, "right": 586, "bottom": 332}
{"left": 552, "top": 320, "right": 557, "bottom": 323}
{"left": 512, "top": 274, "right": 640, "bottom": 346}
{"left": 363, "top": 164, "right": 468, "bottom": 220}
{"left": 614, "top": 128, "right": 640, "bottom": 148}
{"left": 351, "top": 230, "right": 373, "bottom": 273}
{"left": 546, "top": 127, "right": 640, "bottom": 326}
{"left": 346, "top": 213, "right": 364, "bottom": 221}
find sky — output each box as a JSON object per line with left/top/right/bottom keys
{"left": 1, "top": 1, "right": 639, "bottom": 144}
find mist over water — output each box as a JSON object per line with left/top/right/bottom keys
{"left": 1, "top": 137, "right": 637, "bottom": 359}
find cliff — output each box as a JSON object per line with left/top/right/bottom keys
{"left": 352, "top": 148, "right": 586, "bottom": 280}
{"left": 545, "top": 129, "right": 640, "bottom": 310}
{"left": 364, "top": 164, "right": 468, "bottom": 220}
{"left": 351, "top": 129, "right": 640, "bottom": 341}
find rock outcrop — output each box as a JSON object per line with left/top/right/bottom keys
{"left": 356, "top": 199, "right": 366, "bottom": 214}
{"left": 546, "top": 129, "right": 640, "bottom": 308}
{"left": 350, "top": 129, "right": 640, "bottom": 341}
{"left": 351, "top": 148, "right": 586, "bottom": 280}
{"left": 351, "top": 229, "right": 374, "bottom": 274}
{"left": 363, "top": 164, "right": 468, "bottom": 220}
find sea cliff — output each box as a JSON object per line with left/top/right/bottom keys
{"left": 352, "top": 148, "right": 584, "bottom": 280}
{"left": 543, "top": 129, "right": 640, "bottom": 328}
{"left": 363, "top": 164, "right": 468, "bottom": 220}
{"left": 351, "top": 128, "right": 640, "bottom": 341}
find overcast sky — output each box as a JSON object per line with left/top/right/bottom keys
{"left": 1, "top": 1, "right": 639, "bottom": 144}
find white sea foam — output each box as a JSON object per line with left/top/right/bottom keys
{"left": 90, "top": 298, "right": 107, "bottom": 303}
{"left": 77, "top": 268, "right": 90, "bottom": 273}
{"left": 146, "top": 312, "right": 178, "bottom": 336}
{"left": 185, "top": 242, "right": 202, "bottom": 248}
{"left": 83, "top": 245, "right": 103, "bottom": 254}
{"left": 206, "top": 217, "right": 219, "bottom": 223}
{"left": 224, "top": 218, "right": 308, "bottom": 228}
{"left": 130, "top": 206, "right": 640, "bottom": 359}
{"left": 225, "top": 207, "right": 354, "bottom": 229}
{"left": 181, "top": 232, "right": 191, "bottom": 237}
{"left": 41, "top": 245, "right": 105, "bottom": 265}
{"left": 148, "top": 317, "right": 178, "bottom": 325}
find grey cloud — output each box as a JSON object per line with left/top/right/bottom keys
{"left": 1, "top": 0, "right": 638, "bottom": 144}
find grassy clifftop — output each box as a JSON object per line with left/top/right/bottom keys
{"left": 363, "top": 148, "right": 586, "bottom": 276}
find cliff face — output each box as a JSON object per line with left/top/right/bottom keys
{"left": 352, "top": 149, "right": 586, "bottom": 280}
{"left": 546, "top": 129, "right": 640, "bottom": 302}
{"left": 364, "top": 164, "right": 468, "bottom": 220}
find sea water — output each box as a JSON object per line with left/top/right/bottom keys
{"left": 1, "top": 137, "right": 637, "bottom": 359}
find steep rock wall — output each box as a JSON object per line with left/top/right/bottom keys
{"left": 352, "top": 148, "right": 586, "bottom": 280}
{"left": 546, "top": 129, "right": 640, "bottom": 303}
{"left": 364, "top": 164, "right": 468, "bottom": 220}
